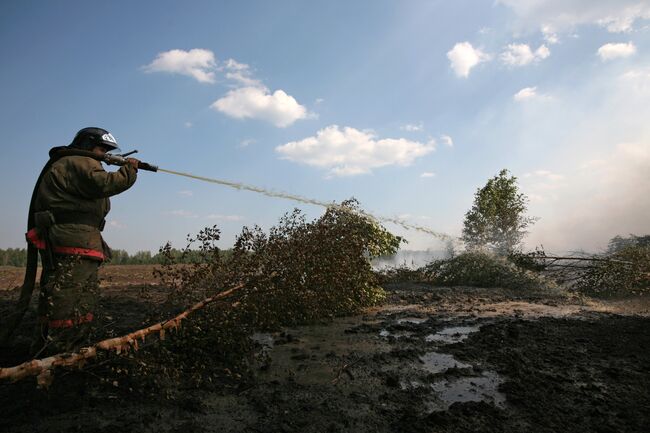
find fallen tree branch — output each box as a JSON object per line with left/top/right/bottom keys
{"left": 0, "top": 283, "right": 244, "bottom": 387}
{"left": 537, "top": 256, "right": 634, "bottom": 265}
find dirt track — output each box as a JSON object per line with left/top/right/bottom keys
{"left": 1, "top": 273, "right": 649, "bottom": 433}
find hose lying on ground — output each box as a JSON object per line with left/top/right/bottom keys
{"left": 0, "top": 283, "right": 244, "bottom": 387}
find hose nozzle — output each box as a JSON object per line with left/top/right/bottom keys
{"left": 103, "top": 150, "right": 158, "bottom": 172}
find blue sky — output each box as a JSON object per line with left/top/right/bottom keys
{"left": 1, "top": 0, "right": 649, "bottom": 254}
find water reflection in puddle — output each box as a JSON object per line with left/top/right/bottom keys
{"left": 402, "top": 348, "right": 506, "bottom": 412}
{"left": 418, "top": 352, "right": 471, "bottom": 374}
{"left": 425, "top": 326, "right": 480, "bottom": 344}
{"left": 379, "top": 329, "right": 414, "bottom": 339}
{"left": 426, "top": 371, "right": 506, "bottom": 412}
{"left": 396, "top": 317, "right": 428, "bottom": 325}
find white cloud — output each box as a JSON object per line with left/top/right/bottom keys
{"left": 275, "top": 125, "right": 435, "bottom": 177}
{"left": 315, "top": 98, "right": 325, "bottom": 104}
{"left": 143, "top": 50, "right": 310, "bottom": 128}
{"left": 401, "top": 123, "right": 424, "bottom": 132}
{"left": 501, "top": 44, "right": 550, "bottom": 66}
{"left": 447, "top": 42, "right": 490, "bottom": 78}
{"left": 167, "top": 209, "right": 199, "bottom": 218}
{"left": 597, "top": 4, "right": 650, "bottom": 32}
{"left": 238, "top": 138, "right": 256, "bottom": 148}
{"left": 142, "top": 48, "right": 217, "bottom": 83}
{"left": 142, "top": 52, "right": 263, "bottom": 86}
{"left": 535, "top": 45, "right": 551, "bottom": 59}
{"left": 542, "top": 25, "right": 559, "bottom": 44}
{"left": 164, "top": 209, "right": 244, "bottom": 221}
{"left": 178, "top": 190, "right": 193, "bottom": 197}
{"left": 514, "top": 86, "right": 541, "bottom": 101}
{"left": 211, "top": 86, "right": 309, "bottom": 127}
{"left": 420, "top": 172, "right": 436, "bottom": 178}
{"left": 222, "top": 58, "right": 247, "bottom": 71}
{"left": 524, "top": 170, "right": 565, "bottom": 181}
{"left": 597, "top": 42, "right": 637, "bottom": 60}
{"left": 205, "top": 214, "right": 245, "bottom": 222}
{"left": 221, "top": 58, "right": 262, "bottom": 87}
{"left": 620, "top": 67, "right": 650, "bottom": 92}
{"left": 107, "top": 220, "right": 126, "bottom": 229}
{"left": 440, "top": 135, "right": 454, "bottom": 147}
{"left": 497, "top": 0, "right": 650, "bottom": 34}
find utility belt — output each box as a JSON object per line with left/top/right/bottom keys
{"left": 27, "top": 210, "right": 107, "bottom": 262}
{"left": 35, "top": 210, "right": 106, "bottom": 231}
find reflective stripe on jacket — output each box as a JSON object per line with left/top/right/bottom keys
{"left": 26, "top": 228, "right": 105, "bottom": 261}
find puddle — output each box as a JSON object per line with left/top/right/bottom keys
{"left": 403, "top": 348, "right": 506, "bottom": 412}
{"left": 426, "top": 371, "right": 506, "bottom": 412}
{"left": 379, "top": 329, "right": 414, "bottom": 339}
{"left": 425, "top": 326, "right": 480, "bottom": 344}
{"left": 396, "top": 317, "right": 428, "bottom": 325}
{"left": 418, "top": 352, "right": 471, "bottom": 374}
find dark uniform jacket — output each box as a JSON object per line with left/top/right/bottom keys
{"left": 29, "top": 152, "right": 137, "bottom": 261}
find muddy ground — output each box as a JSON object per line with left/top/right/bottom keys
{"left": 1, "top": 267, "right": 649, "bottom": 433}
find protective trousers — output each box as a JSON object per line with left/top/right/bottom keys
{"left": 34, "top": 253, "right": 100, "bottom": 354}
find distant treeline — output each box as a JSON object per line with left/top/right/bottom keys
{"left": 2, "top": 234, "right": 647, "bottom": 267}
{"left": 0, "top": 248, "right": 29, "bottom": 267}
{"left": 0, "top": 248, "right": 230, "bottom": 266}
{"left": 109, "top": 249, "right": 232, "bottom": 265}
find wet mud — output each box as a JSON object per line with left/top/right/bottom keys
{"left": 1, "top": 280, "right": 649, "bottom": 432}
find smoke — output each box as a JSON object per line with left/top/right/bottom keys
{"left": 526, "top": 141, "right": 650, "bottom": 252}
{"left": 522, "top": 68, "right": 650, "bottom": 252}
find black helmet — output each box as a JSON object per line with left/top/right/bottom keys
{"left": 69, "top": 127, "right": 120, "bottom": 152}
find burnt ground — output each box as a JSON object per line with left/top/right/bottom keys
{"left": 0, "top": 269, "right": 649, "bottom": 433}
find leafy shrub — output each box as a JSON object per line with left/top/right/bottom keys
{"left": 221, "top": 199, "right": 401, "bottom": 327}
{"left": 423, "top": 250, "right": 555, "bottom": 290}
{"left": 507, "top": 247, "right": 548, "bottom": 272}
{"left": 607, "top": 234, "right": 650, "bottom": 254}
{"left": 575, "top": 244, "right": 650, "bottom": 296}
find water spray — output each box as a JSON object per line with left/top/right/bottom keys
{"left": 105, "top": 154, "right": 452, "bottom": 241}
{"left": 157, "top": 168, "right": 452, "bottom": 241}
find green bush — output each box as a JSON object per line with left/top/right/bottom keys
{"left": 575, "top": 244, "right": 650, "bottom": 296}
{"left": 221, "top": 199, "right": 401, "bottom": 327}
{"left": 423, "top": 250, "right": 555, "bottom": 290}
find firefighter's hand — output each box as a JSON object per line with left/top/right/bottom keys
{"left": 126, "top": 158, "right": 140, "bottom": 170}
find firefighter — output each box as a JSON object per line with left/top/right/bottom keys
{"left": 28, "top": 127, "right": 140, "bottom": 353}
